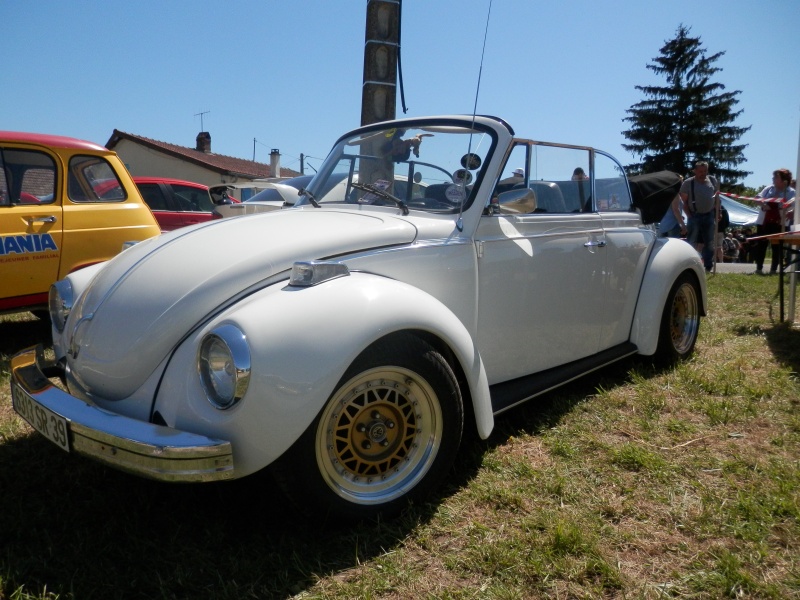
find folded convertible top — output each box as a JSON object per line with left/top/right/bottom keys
{"left": 628, "top": 171, "right": 683, "bottom": 224}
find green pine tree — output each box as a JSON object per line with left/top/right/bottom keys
{"left": 622, "top": 25, "right": 750, "bottom": 190}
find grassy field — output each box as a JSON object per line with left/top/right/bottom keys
{"left": 1, "top": 273, "right": 798, "bottom": 599}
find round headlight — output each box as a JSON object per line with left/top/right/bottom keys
{"left": 198, "top": 325, "right": 251, "bottom": 409}
{"left": 49, "top": 280, "right": 74, "bottom": 333}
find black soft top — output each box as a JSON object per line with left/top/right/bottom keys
{"left": 628, "top": 171, "right": 683, "bottom": 224}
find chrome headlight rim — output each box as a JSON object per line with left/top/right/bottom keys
{"left": 49, "top": 280, "right": 74, "bottom": 333}
{"left": 198, "top": 324, "right": 251, "bottom": 410}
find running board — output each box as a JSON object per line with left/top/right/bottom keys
{"left": 490, "top": 342, "right": 638, "bottom": 415}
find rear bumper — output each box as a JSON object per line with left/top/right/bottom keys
{"left": 10, "top": 346, "right": 234, "bottom": 482}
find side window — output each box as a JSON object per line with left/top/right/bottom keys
{"left": 495, "top": 144, "right": 528, "bottom": 193}
{"left": 594, "top": 152, "right": 632, "bottom": 212}
{"left": 487, "top": 143, "right": 532, "bottom": 215}
{"left": 0, "top": 148, "right": 57, "bottom": 205}
{"left": 173, "top": 184, "right": 213, "bottom": 212}
{"left": 68, "top": 155, "right": 127, "bottom": 203}
{"left": 137, "top": 183, "right": 169, "bottom": 211}
{"left": 529, "top": 145, "right": 590, "bottom": 213}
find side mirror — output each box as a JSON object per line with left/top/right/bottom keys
{"left": 209, "top": 185, "right": 235, "bottom": 205}
{"left": 497, "top": 188, "right": 537, "bottom": 214}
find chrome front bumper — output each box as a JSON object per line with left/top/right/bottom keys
{"left": 10, "top": 346, "right": 234, "bottom": 482}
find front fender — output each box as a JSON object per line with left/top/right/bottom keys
{"left": 51, "top": 261, "right": 108, "bottom": 360}
{"left": 630, "top": 238, "right": 707, "bottom": 356}
{"left": 155, "top": 272, "right": 492, "bottom": 478}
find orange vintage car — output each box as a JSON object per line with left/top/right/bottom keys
{"left": 0, "top": 131, "right": 161, "bottom": 316}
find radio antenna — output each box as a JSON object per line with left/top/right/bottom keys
{"left": 470, "top": 0, "right": 494, "bottom": 125}
{"left": 457, "top": 0, "right": 494, "bottom": 232}
{"left": 194, "top": 110, "right": 210, "bottom": 131}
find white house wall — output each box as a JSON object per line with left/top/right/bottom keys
{"left": 113, "top": 140, "right": 233, "bottom": 187}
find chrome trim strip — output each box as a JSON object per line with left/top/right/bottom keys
{"left": 10, "top": 346, "right": 234, "bottom": 482}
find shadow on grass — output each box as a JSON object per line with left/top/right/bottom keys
{"left": 764, "top": 321, "right": 800, "bottom": 373}
{"left": 745, "top": 273, "right": 800, "bottom": 371}
{"left": 0, "top": 318, "right": 640, "bottom": 600}
{"left": 0, "top": 314, "right": 51, "bottom": 359}
{"left": 0, "top": 431, "right": 448, "bottom": 599}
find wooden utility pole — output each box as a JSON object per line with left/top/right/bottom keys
{"left": 361, "top": 0, "right": 400, "bottom": 126}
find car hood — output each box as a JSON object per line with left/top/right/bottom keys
{"left": 66, "top": 209, "right": 418, "bottom": 400}
{"left": 214, "top": 200, "right": 284, "bottom": 218}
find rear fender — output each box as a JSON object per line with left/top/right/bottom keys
{"left": 630, "top": 239, "right": 707, "bottom": 356}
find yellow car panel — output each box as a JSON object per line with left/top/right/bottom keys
{"left": 0, "top": 132, "right": 160, "bottom": 315}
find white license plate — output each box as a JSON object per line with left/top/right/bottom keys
{"left": 11, "top": 384, "right": 70, "bottom": 452}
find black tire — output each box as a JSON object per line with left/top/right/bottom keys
{"left": 654, "top": 272, "right": 701, "bottom": 364}
{"left": 271, "top": 332, "right": 463, "bottom": 522}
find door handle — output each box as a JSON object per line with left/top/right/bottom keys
{"left": 25, "top": 215, "right": 57, "bottom": 224}
{"left": 584, "top": 240, "right": 606, "bottom": 248}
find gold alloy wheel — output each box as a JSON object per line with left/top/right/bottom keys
{"left": 316, "top": 366, "right": 443, "bottom": 505}
{"left": 670, "top": 280, "right": 700, "bottom": 355}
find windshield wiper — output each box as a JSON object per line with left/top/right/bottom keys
{"left": 350, "top": 182, "right": 409, "bottom": 215}
{"left": 297, "top": 188, "right": 320, "bottom": 208}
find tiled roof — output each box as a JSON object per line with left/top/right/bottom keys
{"left": 105, "top": 130, "right": 300, "bottom": 179}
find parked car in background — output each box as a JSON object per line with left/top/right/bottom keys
{"left": 134, "top": 177, "right": 229, "bottom": 231}
{"left": 11, "top": 115, "right": 706, "bottom": 522}
{"left": 211, "top": 174, "right": 315, "bottom": 219}
{"left": 0, "top": 131, "right": 160, "bottom": 316}
{"left": 208, "top": 179, "right": 289, "bottom": 204}
{"left": 212, "top": 173, "right": 424, "bottom": 219}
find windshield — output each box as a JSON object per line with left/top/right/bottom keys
{"left": 296, "top": 121, "right": 496, "bottom": 214}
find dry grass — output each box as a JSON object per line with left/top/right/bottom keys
{"left": 1, "top": 273, "right": 798, "bottom": 599}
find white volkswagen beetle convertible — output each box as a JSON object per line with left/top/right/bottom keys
{"left": 10, "top": 115, "right": 705, "bottom": 520}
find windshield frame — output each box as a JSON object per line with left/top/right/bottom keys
{"left": 295, "top": 117, "right": 501, "bottom": 215}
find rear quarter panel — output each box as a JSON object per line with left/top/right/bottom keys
{"left": 58, "top": 154, "right": 160, "bottom": 276}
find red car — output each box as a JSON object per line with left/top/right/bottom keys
{"left": 134, "top": 177, "right": 232, "bottom": 231}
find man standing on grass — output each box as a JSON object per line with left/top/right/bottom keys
{"left": 680, "top": 161, "right": 720, "bottom": 272}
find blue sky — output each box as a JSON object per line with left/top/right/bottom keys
{"left": 3, "top": 0, "right": 798, "bottom": 190}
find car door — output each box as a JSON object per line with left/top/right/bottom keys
{"left": 59, "top": 153, "right": 159, "bottom": 275}
{"left": 475, "top": 212, "right": 607, "bottom": 384}
{"left": 0, "top": 145, "right": 63, "bottom": 310}
{"left": 474, "top": 143, "right": 608, "bottom": 385}
{"left": 137, "top": 181, "right": 181, "bottom": 231}
{"left": 138, "top": 181, "right": 213, "bottom": 231}
{"left": 168, "top": 182, "right": 214, "bottom": 228}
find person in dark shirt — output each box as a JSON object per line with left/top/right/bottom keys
{"left": 679, "top": 161, "right": 720, "bottom": 272}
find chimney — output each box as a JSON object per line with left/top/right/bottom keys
{"left": 270, "top": 149, "right": 281, "bottom": 178}
{"left": 196, "top": 132, "right": 211, "bottom": 153}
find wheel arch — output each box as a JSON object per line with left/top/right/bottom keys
{"left": 321, "top": 276, "right": 494, "bottom": 440}
{"left": 269, "top": 328, "right": 471, "bottom": 520}
{"left": 630, "top": 240, "right": 707, "bottom": 356}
